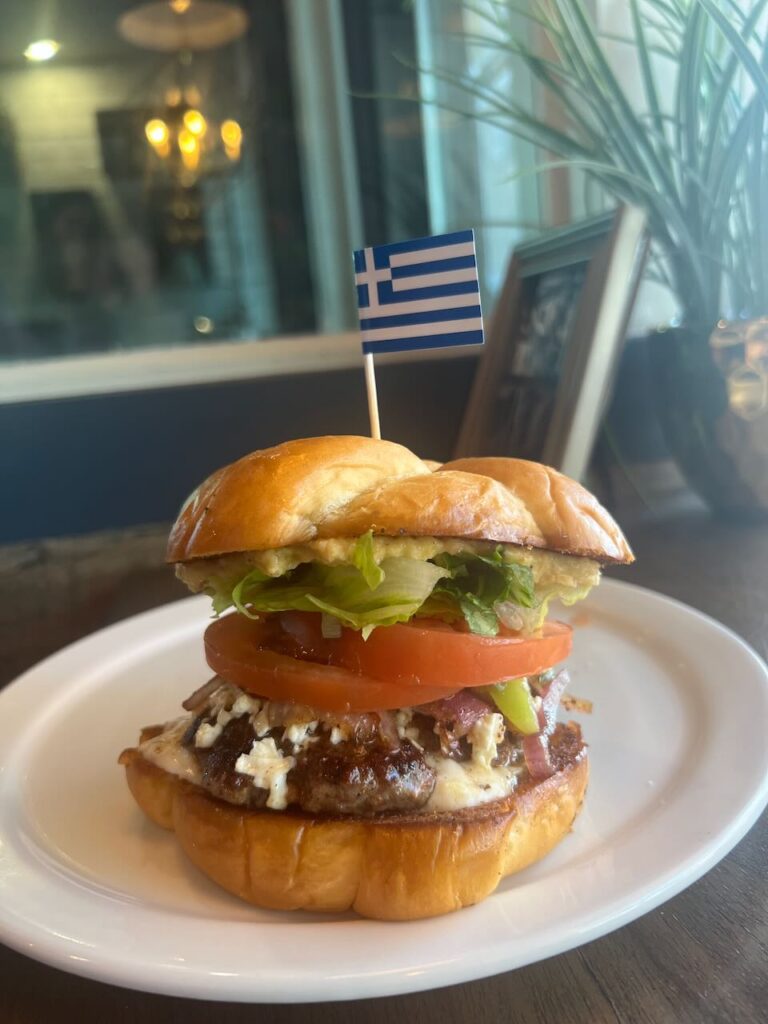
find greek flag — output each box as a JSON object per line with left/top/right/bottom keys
{"left": 353, "top": 229, "right": 484, "bottom": 355}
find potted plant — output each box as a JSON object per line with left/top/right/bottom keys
{"left": 425, "top": 0, "right": 768, "bottom": 516}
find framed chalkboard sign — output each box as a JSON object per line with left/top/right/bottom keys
{"left": 455, "top": 206, "right": 647, "bottom": 480}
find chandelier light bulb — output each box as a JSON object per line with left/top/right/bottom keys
{"left": 221, "top": 119, "right": 242, "bottom": 162}
{"left": 177, "top": 127, "right": 199, "bottom": 154}
{"left": 220, "top": 119, "right": 242, "bottom": 147}
{"left": 145, "top": 118, "right": 170, "bottom": 146}
{"left": 183, "top": 109, "right": 207, "bottom": 137}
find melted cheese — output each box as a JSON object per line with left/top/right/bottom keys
{"left": 424, "top": 756, "right": 520, "bottom": 812}
{"left": 139, "top": 717, "right": 202, "bottom": 784}
{"left": 421, "top": 711, "right": 517, "bottom": 811}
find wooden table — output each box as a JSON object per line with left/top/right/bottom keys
{"left": 2, "top": 510, "right": 766, "bottom": 1023}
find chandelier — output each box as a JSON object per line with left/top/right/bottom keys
{"left": 118, "top": 0, "right": 249, "bottom": 186}
{"left": 143, "top": 80, "right": 243, "bottom": 186}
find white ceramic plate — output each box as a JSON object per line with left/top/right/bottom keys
{"left": 0, "top": 579, "right": 766, "bottom": 1003}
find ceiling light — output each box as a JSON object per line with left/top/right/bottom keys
{"left": 24, "top": 39, "right": 60, "bottom": 62}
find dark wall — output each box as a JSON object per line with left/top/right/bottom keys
{"left": 0, "top": 358, "right": 477, "bottom": 544}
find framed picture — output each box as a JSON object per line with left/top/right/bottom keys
{"left": 455, "top": 206, "right": 648, "bottom": 480}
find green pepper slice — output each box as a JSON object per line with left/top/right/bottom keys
{"left": 490, "top": 678, "right": 540, "bottom": 735}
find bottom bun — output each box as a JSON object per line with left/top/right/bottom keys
{"left": 120, "top": 724, "right": 588, "bottom": 921}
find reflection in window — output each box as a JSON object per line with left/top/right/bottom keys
{"left": 0, "top": 0, "right": 538, "bottom": 364}
{"left": 0, "top": 0, "right": 314, "bottom": 360}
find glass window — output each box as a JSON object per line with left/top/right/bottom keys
{"left": 0, "top": 0, "right": 540, "bottom": 368}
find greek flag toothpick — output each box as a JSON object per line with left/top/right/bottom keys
{"left": 353, "top": 229, "right": 485, "bottom": 439}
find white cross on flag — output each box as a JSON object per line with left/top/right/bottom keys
{"left": 353, "top": 229, "right": 485, "bottom": 355}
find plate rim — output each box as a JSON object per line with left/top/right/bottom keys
{"left": 0, "top": 578, "right": 766, "bottom": 1003}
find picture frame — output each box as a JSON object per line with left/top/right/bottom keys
{"left": 455, "top": 206, "right": 648, "bottom": 480}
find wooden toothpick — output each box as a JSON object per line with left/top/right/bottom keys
{"left": 364, "top": 352, "right": 381, "bottom": 439}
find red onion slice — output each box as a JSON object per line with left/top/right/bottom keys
{"left": 376, "top": 710, "right": 400, "bottom": 748}
{"left": 538, "top": 670, "right": 571, "bottom": 734}
{"left": 523, "top": 732, "right": 555, "bottom": 780}
{"left": 182, "top": 676, "right": 224, "bottom": 711}
{"left": 524, "top": 671, "right": 570, "bottom": 780}
{"left": 415, "top": 690, "right": 492, "bottom": 736}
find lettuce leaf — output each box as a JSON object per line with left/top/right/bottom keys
{"left": 209, "top": 567, "right": 267, "bottom": 616}
{"left": 427, "top": 548, "right": 535, "bottom": 637}
{"left": 205, "top": 541, "right": 540, "bottom": 637}
{"left": 227, "top": 557, "right": 448, "bottom": 638}
{"left": 352, "top": 530, "right": 384, "bottom": 589}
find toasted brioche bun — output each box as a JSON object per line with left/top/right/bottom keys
{"left": 120, "top": 724, "right": 588, "bottom": 921}
{"left": 167, "top": 436, "right": 632, "bottom": 564}
{"left": 441, "top": 457, "right": 633, "bottom": 563}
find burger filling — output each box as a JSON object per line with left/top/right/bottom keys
{"left": 137, "top": 670, "right": 576, "bottom": 816}
{"left": 177, "top": 532, "right": 600, "bottom": 638}
{"left": 135, "top": 533, "right": 594, "bottom": 818}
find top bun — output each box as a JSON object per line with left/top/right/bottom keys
{"left": 167, "top": 436, "right": 633, "bottom": 564}
{"left": 441, "top": 457, "right": 633, "bottom": 563}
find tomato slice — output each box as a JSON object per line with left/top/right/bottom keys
{"left": 280, "top": 612, "right": 572, "bottom": 688}
{"left": 204, "top": 613, "right": 458, "bottom": 713}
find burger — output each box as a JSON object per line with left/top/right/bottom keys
{"left": 120, "top": 436, "right": 633, "bottom": 920}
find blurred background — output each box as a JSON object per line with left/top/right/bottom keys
{"left": 1, "top": 0, "right": 766, "bottom": 545}
{"left": 3, "top": 5, "right": 767, "bottom": 1013}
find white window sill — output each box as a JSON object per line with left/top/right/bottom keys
{"left": 0, "top": 332, "right": 480, "bottom": 405}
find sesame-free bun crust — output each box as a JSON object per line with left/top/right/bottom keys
{"left": 120, "top": 725, "right": 588, "bottom": 921}
{"left": 167, "top": 435, "right": 632, "bottom": 564}
{"left": 441, "top": 457, "right": 633, "bottom": 563}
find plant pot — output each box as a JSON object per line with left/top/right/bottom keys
{"left": 649, "top": 320, "right": 768, "bottom": 520}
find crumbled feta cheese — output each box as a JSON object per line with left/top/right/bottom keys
{"left": 468, "top": 713, "right": 505, "bottom": 770}
{"left": 231, "top": 693, "right": 261, "bottom": 717}
{"left": 395, "top": 709, "right": 413, "bottom": 740}
{"left": 395, "top": 708, "right": 423, "bottom": 750}
{"left": 330, "top": 723, "right": 352, "bottom": 745}
{"left": 283, "top": 720, "right": 318, "bottom": 752}
{"left": 235, "top": 738, "right": 296, "bottom": 810}
{"left": 195, "top": 707, "right": 233, "bottom": 748}
{"left": 195, "top": 691, "right": 261, "bottom": 748}
{"left": 252, "top": 705, "right": 272, "bottom": 738}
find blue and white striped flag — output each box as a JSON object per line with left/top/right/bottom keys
{"left": 353, "top": 229, "right": 484, "bottom": 355}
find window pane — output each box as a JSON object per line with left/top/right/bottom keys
{"left": 0, "top": 0, "right": 314, "bottom": 361}
{"left": 343, "top": 0, "right": 430, "bottom": 247}
{"left": 0, "top": 0, "right": 538, "bottom": 366}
